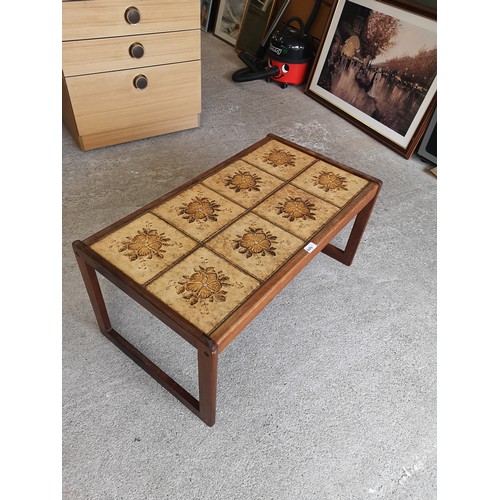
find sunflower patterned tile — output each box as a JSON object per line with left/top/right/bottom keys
{"left": 90, "top": 213, "right": 198, "bottom": 285}
{"left": 292, "top": 160, "right": 369, "bottom": 208}
{"left": 242, "top": 139, "right": 316, "bottom": 180}
{"left": 201, "top": 160, "right": 284, "bottom": 209}
{"left": 206, "top": 212, "right": 304, "bottom": 281}
{"left": 146, "top": 247, "right": 260, "bottom": 334}
{"left": 252, "top": 183, "right": 340, "bottom": 240}
{"left": 152, "top": 183, "right": 246, "bottom": 242}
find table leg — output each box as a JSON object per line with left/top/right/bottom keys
{"left": 73, "top": 242, "right": 219, "bottom": 426}
{"left": 322, "top": 197, "right": 377, "bottom": 266}
{"left": 74, "top": 244, "right": 111, "bottom": 334}
{"left": 198, "top": 348, "right": 218, "bottom": 427}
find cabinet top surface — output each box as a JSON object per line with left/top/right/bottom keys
{"left": 62, "top": 0, "right": 200, "bottom": 41}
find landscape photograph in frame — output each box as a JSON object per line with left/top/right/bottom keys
{"left": 306, "top": 0, "right": 437, "bottom": 158}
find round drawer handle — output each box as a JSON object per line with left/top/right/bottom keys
{"left": 129, "top": 42, "right": 144, "bottom": 58}
{"left": 133, "top": 74, "right": 148, "bottom": 90}
{"left": 125, "top": 6, "right": 141, "bottom": 25}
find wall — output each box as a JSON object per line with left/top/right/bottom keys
{"left": 273, "top": 0, "right": 437, "bottom": 49}
{"left": 275, "top": 0, "right": 333, "bottom": 46}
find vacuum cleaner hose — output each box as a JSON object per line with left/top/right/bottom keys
{"left": 304, "top": 0, "right": 323, "bottom": 32}
{"left": 231, "top": 66, "right": 280, "bottom": 82}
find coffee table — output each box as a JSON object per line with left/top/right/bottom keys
{"left": 73, "top": 134, "right": 382, "bottom": 426}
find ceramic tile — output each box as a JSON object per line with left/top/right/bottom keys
{"left": 201, "top": 160, "right": 284, "bottom": 208}
{"left": 252, "top": 184, "right": 340, "bottom": 240}
{"left": 152, "top": 183, "right": 246, "bottom": 242}
{"left": 206, "top": 212, "right": 305, "bottom": 281}
{"left": 242, "top": 139, "right": 316, "bottom": 180}
{"left": 146, "top": 247, "right": 260, "bottom": 334}
{"left": 90, "top": 213, "right": 198, "bottom": 285}
{"left": 292, "top": 160, "right": 369, "bottom": 208}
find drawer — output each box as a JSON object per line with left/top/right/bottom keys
{"left": 62, "top": 0, "right": 199, "bottom": 40}
{"left": 65, "top": 60, "right": 201, "bottom": 136}
{"left": 63, "top": 30, "right": 200, "bottom": 76}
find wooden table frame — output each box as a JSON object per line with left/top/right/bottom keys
{"left": 73, "top": 135, "right": 381, "bottom": 426}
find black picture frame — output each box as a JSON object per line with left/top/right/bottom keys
{"left": 417, "top": 108, "right": 437, "bottom": 165}
{"left": 200, "top": 0, "right": 215, "bottom": 32}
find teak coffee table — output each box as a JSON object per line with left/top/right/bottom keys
{"left": 73, "top": 135, "right": 382, "bottom": 426}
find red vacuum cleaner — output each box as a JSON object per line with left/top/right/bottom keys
{"left": 232, "top": 0, "right": 321, "bottom": 88}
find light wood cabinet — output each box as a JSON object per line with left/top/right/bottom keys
{"left": 62, "top": 0, "right": 201, "bottom": 151}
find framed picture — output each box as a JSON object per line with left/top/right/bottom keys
{"left": 250, "top": 0, "right": 274, "bottom": 11}
{"left": 235, "top": 0, "right": 277, "bottom": 55}
{"left": 214, "top": 0, "right": 248, "bottom": 46}
{"left": 417, "top": 107, "right": 437, "bottom": 165}
{"left": 305, "top": 0, "right": 437, "bottom": 159}
{"left": 200, "top": 0, "right": 214, "bottom": 32}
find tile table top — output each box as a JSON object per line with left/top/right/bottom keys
{"left": 86, "top": 135, "right": 376, "bottom": 339}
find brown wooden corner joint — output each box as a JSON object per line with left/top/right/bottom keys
{"left": 72, "top": 135, "right": 382, "bottom": 426}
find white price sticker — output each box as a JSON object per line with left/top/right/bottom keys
{"left": 303, "top": 242, "right": 317, "bottom": 253}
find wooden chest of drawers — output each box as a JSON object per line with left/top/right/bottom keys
{"left": 62, "top": 0, "right": 201, "bottom": 151}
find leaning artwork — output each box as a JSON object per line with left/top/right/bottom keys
{"left": 306, "top": 0, "right": 437, "bottom": 158}
{"left": 214, "top": 0, "right": 247, "bottom": 46}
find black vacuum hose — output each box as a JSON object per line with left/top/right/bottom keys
{"left": 304, "top": 0, "right": 323, "bottom": 32}
{"left": 232, "top": 66, "right": 280, "bottom": 82}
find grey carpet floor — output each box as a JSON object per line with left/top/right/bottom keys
{"left": 62, "top": 32, "right": 437, "bottom": 500}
